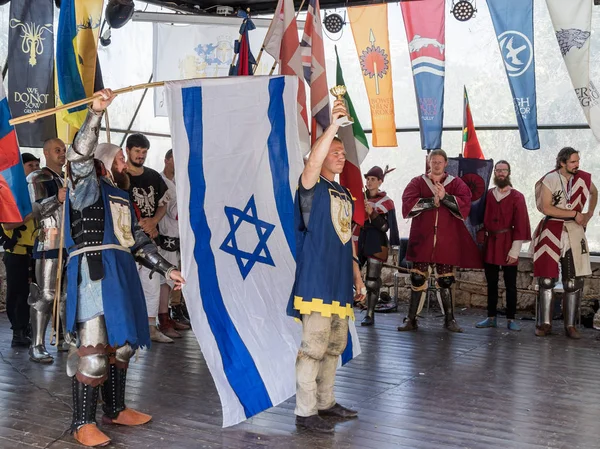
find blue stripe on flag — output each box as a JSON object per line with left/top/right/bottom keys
{"left": 181, "top": 86, "right": 273, "bottom": 418}
{"left": 412, "top": 61, "right": 445, "bottom": 72}
{"left": 1, "top": 163, "right": 32, "bottom": 218}
{"left": 0, "top": 98, "right": 14, "bottom": 138}
{"left": 57, "top": 0, "right": 87, "bottom": 112}
{"left": 266, "top": 77, "right": 296, "bottom": 258}
{"left": 341, "top": 329, "right": 353, "bottom": 365}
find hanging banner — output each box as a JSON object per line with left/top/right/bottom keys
{"left": 153, "top": 21, "right": 277, "bottom": 117}
{"left": 487, "top": 0, "right": 539, "bottom": 150}
{"left": 8, "top": 0, "right": 56, "bottom": 147}
{"left": 400, "top": 0, "right": 445, "bottom": 150}
{"left": 348, "top": 5, "right": 397, "bottom": 147}
{"left": 546, "top": 0, "right": 600, "bottom": 142}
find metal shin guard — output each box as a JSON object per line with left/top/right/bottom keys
{"left": 563, "top": 277, "right": 583, "bottom": 339}
{"left": 71, "top": 376, "right": 100, "bottom": 432}
{"left": 439, "top": 287, "right": 463, "bottom": 333}
{"left": 397, "top": 289, "right": 421, "bottom": 331}
{"left": 362, "top": 258, "right": 383, "bottom": 326}
{"left": 29, "top": 307, "right": 53, "bottom": 363}
{"left": 536, "top": 278, "right": 555, "bottom": 336}
{"left": 102, "top": 364, "right": 127, "bottom": 419}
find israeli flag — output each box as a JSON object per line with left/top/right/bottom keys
{"left": 165, "top": 75, "right": 360, "bottom": 427}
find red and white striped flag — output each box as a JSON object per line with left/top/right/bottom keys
{"left": 301, "top": 0, "right": 330, "bottom": 144}
{"left": 264, "top": 0, "right": 310, "bottom": 153}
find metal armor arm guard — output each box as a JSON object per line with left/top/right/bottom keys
{"left": 406, "top": 198, "right": 437, "bottom": 218}
{"left": 369, "top": 213, "right": 389, "bottom": 233}
{"left": 67, "top": 108, "right": 103, "bottom": 184}
{"left": 440, "top": 194, "right": 462, "bottom": 218}
{"left": 131, "top": 223, "right": 176, "bottom": 280}
{"left": 33, "top": 196, "right": 61, "bottom": 220}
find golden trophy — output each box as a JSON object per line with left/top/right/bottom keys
{"left": 329, "top": 85, "right": 354, "bottom": 127}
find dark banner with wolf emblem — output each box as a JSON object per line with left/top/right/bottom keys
{"left": 8, "top": 0, "right": 56, "bottom": 147}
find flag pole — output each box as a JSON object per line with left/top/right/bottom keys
{"left": 258, "top": 0, "right": 306, "bottom": 75}
{"left": 461, "top": 85, "right": 466, "bottom": 157}
{"left": 52, "top": 127, "right": 69, "bottom": 347}
{"left": 9, "top": 81, "right": 165, "bottom": 126}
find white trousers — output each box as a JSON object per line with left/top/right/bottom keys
{"left": 137, "top": 264, "right": 161, "bottom": 318}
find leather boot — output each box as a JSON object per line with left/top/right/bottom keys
{"left": 440, "top": 288, "right": 463, "bottom": 333}
{"left": 71, "top": 376, "right": 111, "bottom": 447}
{"left": 398, "top": 290, "right": 420, "bottom": 332}
{"left": 361, "top": 291, "right": 378, "bottom": 326}
{"left": 29, "top": 307, "right": 53, "bottom": 363}
{"left": 158, "top": 313, "right": 182, "bottom": 338}
{"left": 171, "top": 305, "right": 191, "bottom": 327}
{"left": 101, "top": 364, "right": 152, "bottom": 426}
{"left": 11, "top": 329, "right": 31, "bottom": 347}
{"left": 149, "top": 325, "right": 174, "bottom": 343}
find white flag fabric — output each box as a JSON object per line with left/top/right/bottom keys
{"left": 165, "top": 75, "right": 360, "bottom": 427}
{"left": 546, "top": 0, "right": 600, "bottom": 141}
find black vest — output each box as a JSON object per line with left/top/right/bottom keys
{"left": 70, "top": 195, "right": 105, "bottom": 281}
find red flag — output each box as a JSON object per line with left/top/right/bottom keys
{"left": 264, "top": 0, "right": 310, "bottom": 153}
{"left": 463, "top": 86, "right": 484, "bottom": 159}
{"left": 301, "top": 0, "right": 330, "bottom": 144}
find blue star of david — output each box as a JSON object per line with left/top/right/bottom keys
{"left": 220, "top": 195, "right": 276, "bottom": 279}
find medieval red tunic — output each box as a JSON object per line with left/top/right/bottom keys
{"left": 402, "top": 174, "right": 482, "bottom": 268}
{"left": 483, "top": 188, "right": 531, "bottom": 266}
{"left": 532, "top": 169, "right": 592, "bottom": 278}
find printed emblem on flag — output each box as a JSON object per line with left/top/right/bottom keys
{"left": 460, "top": 173, "right": 486, "bottom": 201}
{"left": 220, "top": 195, "right": 276, "bottom": 280}
{"left": 329, "top": 189, "right": 352, "bottom": 244}
{"left": 498, "top": 31, "right": 533, "bottom": 77}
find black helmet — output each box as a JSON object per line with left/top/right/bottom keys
{"left": 105, "top": 0, "right": 134, "bottom": 29}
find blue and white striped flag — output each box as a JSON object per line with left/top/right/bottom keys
{"left": 165, "top": 75, "right": 360, "bottom": 427}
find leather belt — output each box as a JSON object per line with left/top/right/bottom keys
{"left": 489, "top": 228, "right": 510, "bottom": 235}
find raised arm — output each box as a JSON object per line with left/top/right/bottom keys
{"left": 300, "top": 100, "right": 346, "bottom": 190}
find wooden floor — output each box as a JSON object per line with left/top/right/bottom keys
{"left": 1, "top": 307, "right": 600, "bottom": 449}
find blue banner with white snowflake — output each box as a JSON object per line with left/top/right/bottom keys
{"left": 487, "top": 0, "right": 540, "bottom": 150}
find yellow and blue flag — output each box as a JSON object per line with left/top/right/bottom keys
{"left": 56, "top": 0, "right": 103, "bottom": 142}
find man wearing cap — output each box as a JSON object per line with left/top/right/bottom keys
{"left": 358, "top": 166, "right": 400, "bottom": 326}
{"left": 27, "top": 138, "right": 68, "bottom": 363}
{"left": 1, "top": 153, "right": 40, "bottom": 347}
{"left": 398, "top": 149, "right": 482, "bottom": 333}
{"left": 63, "top": 89, "right": 185, "bottom": 447}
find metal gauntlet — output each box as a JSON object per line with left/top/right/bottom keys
{"left": 407, "top": 198, "right": 437, "bottom": 217}
{"left": 34, "top": 196, "right": 61, "bottom": 219}
{"left": 440, "top": 194, "right": 461, "bottom": 217}
{"left": 134, "top": 244, "right": 176, "bottom": 280}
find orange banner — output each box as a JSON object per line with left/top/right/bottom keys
{"left": 348, "top": 5, "right": 397, "bottom": 147}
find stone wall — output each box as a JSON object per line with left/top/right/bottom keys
{"left": 380, "top": 255, "right": 600, "bottom": 316}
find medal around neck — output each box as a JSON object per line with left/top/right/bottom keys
{"left": 330, "top": 85, "right": 354, "bottom": 127}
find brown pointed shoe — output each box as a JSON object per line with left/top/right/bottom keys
{"left": 565, "top": 326, "right": 581, "bottom": 340}
{"left": 73, "top": 424, "right": 111, "bottom": 447}
{"left": 535, "top": 324, "right": 552, "bottom": 337}
{"left": 102, "top": 408, "right": 152, "bottom": 426}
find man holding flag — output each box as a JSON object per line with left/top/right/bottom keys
{"left": 288, "top": 99, "right": 365, "bottom": 433}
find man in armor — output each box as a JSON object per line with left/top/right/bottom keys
{"left": 27, "top": 138, "right": 68, "bottom": 363}
{"left": 532, "top": 147, "right": 597, "bottom": 339}
{"left": 64, "top": 89, "right": 185, "bottom": 447}
{"left": 398, "top": 149, "right": 482, "bottom": 333}
{"left": 358, "top": 166, "right": 400, "bottom": 326}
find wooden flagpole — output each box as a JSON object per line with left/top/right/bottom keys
{"left": 9, "top": 81, "right": 165, "bottom": 126}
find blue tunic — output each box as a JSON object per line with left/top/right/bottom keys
{"left": 64, "top": 178, "right": 151, "bottom": 349}
{"left": 287, "top": 177, "right": 355, "bottom": 320}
